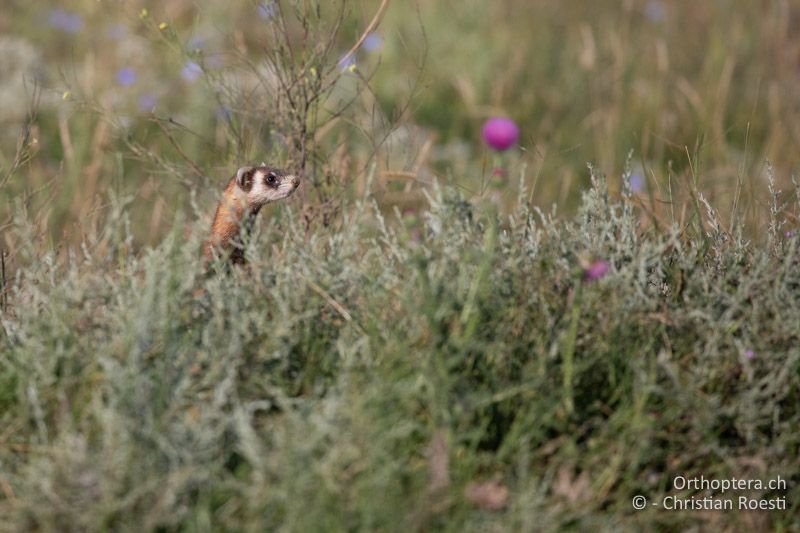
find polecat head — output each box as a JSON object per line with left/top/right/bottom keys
{"left": 234, "top": 164, "right": 300, "bottom": 209}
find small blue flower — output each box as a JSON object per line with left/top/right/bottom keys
{"left": 137, "top": 93, "right": 158, "bottom": 111}
{"left": 181, "top": 61, "right": 203, "bottom": 82}
{"left": 188, "top": 36, "right": 205, "bottom": 51}
{"left": 258, "top": 2, "right": 277, "bottom": 19}
{"left": 48, "top": 9, "right": 84, "bottom": 34}
{"left": 630, "top": 172, "right": 646, "bottom": 194}
{"left": 338, "top": 54, "right": 357, "bottom": 74}
{"left": 216, "top": 106, "right": 232, "bottom": 123}
{"left": 116, "top": 67, "right": 137, "bottom": 87}
{"left": 645, "top": 0, "right": 665, "bottom": 23}
{"left": 362, "top": 32, "right": 383, "bottom": 52}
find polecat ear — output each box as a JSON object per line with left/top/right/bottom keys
{"left": 235, "top": 166, "right": 254, "bottom": 189}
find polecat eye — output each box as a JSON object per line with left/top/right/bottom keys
{"left": 267, "top": 173, "right": 277, "bottom": 185}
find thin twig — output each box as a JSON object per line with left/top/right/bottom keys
{"left": 1, "top": 248, "right": 6, "bottom": 312}
{"left": 340, "top": 0, "right": 391, "bottom": 64}
{"left": 154, "top": 118, "right": 206, "bottom": 180}
{"left": 304, "top": 276, "right": 353, "bottom": 323}
{"left": 0, "top": 473, "right": 15, "bottom": 502}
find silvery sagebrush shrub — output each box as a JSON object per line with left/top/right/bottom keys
{"left": 1, "top": 163, "right": 798, "bottom": 531}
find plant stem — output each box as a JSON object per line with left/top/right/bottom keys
{"left": 562, "top": 278, "right": 582, "bottom": 414}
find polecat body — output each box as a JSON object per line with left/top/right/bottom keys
{"left": 204, "top": 164, "right": 300, "bottom": 266}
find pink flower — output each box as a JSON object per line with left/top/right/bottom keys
{"left": 583, "top": 260, "right": 609, "bottom": 282}
{"left": 482, "top": 117, "right": 519, "bottom": 151}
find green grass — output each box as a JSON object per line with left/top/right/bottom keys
{"left": 1, "top": 172, "right": 798, "bottom": 531}
{"left": 2, "top": 0, "right": 800, "bottom": 248}
{"left": 1, "top": 1, "right": 799, "bottom": 531}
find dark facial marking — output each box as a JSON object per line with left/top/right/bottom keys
{"left": 236, "top": 168, "right": 254, "bottom": 192}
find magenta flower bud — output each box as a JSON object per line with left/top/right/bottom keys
{"left": 583, "top": 260, "right": 609, "bottom": 282}
{"left": 482, "top": 117, "right": 519, "bottom": 151}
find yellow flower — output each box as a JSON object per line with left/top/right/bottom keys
{"left": 159, "top": 22, "right": 168, "bottom": 30}
{"left": 62, "top": 91, "right": 71, "bottom": 100}
{"left": 139, "top": 8, "right": 148, "bottom": 19}
{"left": 347, "top": 64, "right": 357, "bottom": 73}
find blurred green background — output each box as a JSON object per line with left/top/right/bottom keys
{"left": 1, "top": 0, "right": 798, "bottom": 251}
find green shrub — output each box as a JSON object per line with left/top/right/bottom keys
{"left": 1, "top": 168, "right": 797, "bottom": 531}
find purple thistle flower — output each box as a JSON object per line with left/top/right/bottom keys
{"left": 48, "top": 9, "right": 84, "bottom": 34}
{"left": 116, "top": 67, "right": 137, "bottom": 87}
{"left": 137, "top": 93, "right": 158, "bottom": 112}
{"left": 583, "top": 260, "right": 610, "bottom": 282}
{"left": 482, "top": 117, "right": 519, "bottom": 152}
{"left": 362, "top": 32, "right": 383, "bottom": 52}
{"left": 181, "top": 61, "right": 203, "bottom": 82}
{"left": 744, "top": 349, "right": 755, "bottom": 360}
{"left": 785, "top": 230, "right": 794, "bottom": 239}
